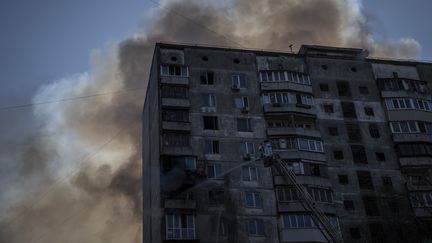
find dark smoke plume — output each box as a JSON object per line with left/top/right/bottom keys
{"left": 0, "top": 0, "right": 421, "bottom": 242}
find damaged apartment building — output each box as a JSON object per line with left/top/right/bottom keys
{"left": 142, "top": 43, "right": 432, "bottom": 243}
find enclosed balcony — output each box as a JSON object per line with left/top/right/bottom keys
{"left": 266, "top": 115, "right": 320, "bottom": 138}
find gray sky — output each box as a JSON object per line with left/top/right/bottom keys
{"left": 0, "top": 0, "right": 430, "bottom": 108}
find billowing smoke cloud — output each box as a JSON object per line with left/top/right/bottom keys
{"left": 0, "top": 0, "right": 421, "bottom": 242}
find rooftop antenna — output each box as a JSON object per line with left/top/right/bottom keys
{"left": 289, "top": 44, "right": 294, "bottom": 53}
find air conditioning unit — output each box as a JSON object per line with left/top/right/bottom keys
{"left": 232, "top": 84, "right": 240, "bottom": 90}
{"left": 242, "top": 153, "right": 251, "bottom": 161}
{"left": 279, "top": 139, "right": 287, "bottom": 149}
{"left": 241, "top": 107, "right": 249, "bottom": 113}
{"left": 272, "top": 102, "right": 281, "bottom": 107}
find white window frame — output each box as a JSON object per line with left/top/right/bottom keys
{"left": 240, "top": 142, "right": 255, "bottom": 155}
{"left": 203, "top": 93, "right": 216, "bottom": 107}
{"left": 234, "top": 96, "right": 249, "bottom": 108}
{"left": 242, "top": 166, "right": 258, "bottom": 181}
{"left": 166, "top": 214, "right": 196, "bottom": 240}
{"left": 232, "top": 74, "right": 246, "bottom": 88}
{"left": 247, "top": 219, "right": 264, "bottom": 236}
{"left": 207, "top": 164, "right": 223, "bottom": 179}
{"left": 245, "top": 192, "right": 262, "bottom": 208}
{"left": 390, "top": 121, "right": 420, "bottom": 134}
{"left": 160, "top": 64, "right": 189, "bottom": 77}
{"left": 297, "top": 138, "right": 323, "bottom": 152}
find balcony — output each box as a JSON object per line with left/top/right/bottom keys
{"left": 381, "top": 90, "right": 431, "bottom": 100}
{"left": 162, "top": 146, "right": 193, "bottom": 156}
{"left": 387, "top": 110, "right": 432, "bottom": 122}
{"left": 164, "top": 199, "right": 196, "bottom": 209}
{"left": 261, "top": 82, "right": 312, "bottom": 94}
{"left": 393, "top": 133, "right": 432, "bottom": 143}
{"left": 399, "top": 157, "right": 432, "bottom": 167}
{"left": 279, "top": 228, "right": 328, "bottom": 243}
{"left": 267, "top": 127, "right": 321, "bottom": 138}
{"left": 275, "top": 149, "right": 326, "bottom": 162}
{"left": 277, "top": 201, "right": 336, "bottom": 214}
{"left": 162, "top": 98, "right": 190, "bottom": 108}
{"left": 274, "top": 175, "right": 331, "bottom": 187}
{"left": 161, "top": 76, "right": 189, "bottom": 85}
{"left": 162, "top": 121, "right": 191, "bottom": 131}
{"left": 413, "top": 207, "right": 432, "bottom": 218}
{"left": 263, "top": 103, "right": 316, "bottom": 116}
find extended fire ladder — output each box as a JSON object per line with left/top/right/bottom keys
{"left": 260, "top": 142, "right": 344, "bottom": 243}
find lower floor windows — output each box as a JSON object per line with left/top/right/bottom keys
{"left": 246, "top": 219, "right": 265, "bottom": 236}
{"left": 166, "top": 214, "right": 196, "bottom": 240}
{"left": 277, "top": 186, "right": 333, "bottom": 203}
{"left": 282, "top": 214, "right": 339, "bottom": 231}
{"left": 411, "top": 191, "right": 432, "bottom": 207}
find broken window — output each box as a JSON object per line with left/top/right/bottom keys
{"left": 337, "top": 81, "right": 351, "bottom": 97}
{"left": 333, "top": 150, "right": 344, "bottom": 160}
{"left": 237, "top": 118, "right": 252, "bottom": 132}
{"left": 346, "top": 123, "right": 362, "bottom": 141}
{"left": 320, "top": 83, "right": 329, "bottom": 91}
{"left": 364, "top": 107, "right": 374, "bottom": 116}
{"left": 203, "top": 116, "right": 218, "bottom": 130}
{"left": 375, "top": 152, "right": 386, "bottom": 162}
{"left": 338, "top": 175, "right": 349, "bottom": 184}
{"left": 344, "top": 200, "right": 355, "bottom": 210}
{"left": 328, "top": 127, "right": 338, "bottom": 136}
{"left": 324, "top": 104, "right": 334, "bottom": 113}
{"left": 369, "top": 124, "right": 380, "bottom": 138}
{"left": 359, "top": 86, "right": 369, "bottom": 94}
{"left": 363, "top": 196, "right": 380, "bottom": 216}
{"left": 341, "top": 102, "right": 357, "bottom": 118}
{"left": 357, "top": 171, "right": 374, "bottom": 189}
{"left": 200, "top": 71, "right": 214, "bottom": 85}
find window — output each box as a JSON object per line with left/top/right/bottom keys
{"left": 388, "top": 201, "right": 399, "bottom": 213}
{"left": 341, "top": 102, "right": 357, "bottom": 118}
{"left": 346, "top": 123, "right": 362, "bottom": 141}
{"left": 200, "top": 71, "right": 214, "bottom": 85}
{"left": 207, "top": 164, "right": 223, "bottom": 179}
{"left": 277, "top": 187, "right": 332, "bottom": 203}
{"left": 369, "top": 124, "right": 380, "bottom": 138}
{"left": 328, "top": 127, "right": 338, "bottom": 136}
{"left": 344, "top": 200, "right": 355, "bottom": 210}
{"left": 259, "top": 71, "right": 311, "bottom": 85}
{"left": 247, "top": 219, "right": 264, "bottom": 236}
{"left": 208, "top": 189, "right": 224, "bottom": 205}
{"left": 282, "top": 214, "right": 315, "bottom": 229}
{"left": 397, "top": 143, "right": 432, "bottom": 157}
{"left": 337, "top": 81, "right": 351, "bottom": 97}
{"left": 385, "top": 98, "right": 414, "bottom": 110}
{"left": 333, "top": 150, "right": 344, "bottom": 160}
{"left": 350, "top": 227, "right": 361, "bottom": 239}
{"left": 202, "top": 93, "right": 216, "bottom": 107}
{"left": 232, "top": 74, "right": 246, "bottom": 88}
{"left": 242, "top": 166, "right": 258, "bottom": 181}
{"left": 411, "top": 192, "right": 432, "bottom": 207}
{"left": 320, "top": 83, "right": 329, "bottom": 91}
{"left": 296, "top": 93, "right": 314, "bottom": 106}
{"left": 369, "top": 223, "right": 385, "bottom": 242}
{"left": 262, "top": 92, "right": 291, "bottom": 104}
{"left": 283, "top": 160, "right": 304, "bottom": 175}
{"left": 234, "top": 97, "right": 249, "bottom": 109}
{"left": 358, "top": 86, "right": 369, "bottom": 94}
{"left": 363, "top": 196, "right": 380, "bottom": 216}
{"left": 166, "top": 214, "right": 195, "bottom": 240}
{"left": 240, "top": 142, "right": 255, "bottom": 155}
{"left": 338, "top": 174, "right": 349, "bottom": 184}
{"left": 163, "top": 132, "right": 189, "bottom": 147}
{"left": 375, "top": 152, "right": 386, "bottom": 162}
{"left": 185, "top": 157, "right": 196, "bottom": 170}
{"left": 351, "top": 145, "right": 367, "bottom": 164}
{"left": 161, "top": 85, "right": 188, "bottom": 99}
{"left": 357, "top": 171, "right": 374, "bottom": 189}
{"left": 245, "top": 192, "right": 262, "bottom": 208}
{"left": 203, "top": 116, "right": 218, "bottom": 130}
{"left": 297, "top": 138, "right": 324, "bottom": 152}
{"left": 237, "top": 118, "right": 252, "bottom": 132}
{"left": 204, "top": 140, "right": 219, "bottom": 154}
{"left": 324, "top": 104, "right": 334, "bottom": 113}
{"left": 162, "top": 109, "right": 189, "bottom": 122}
{"left": 160, "top": 65, "right": 189, "bottom": 77}
{"left": 364, "top": 107, "right": 374, "bottom": 116}
{"left": 219, "top": 219, "right": 227, "bottom": 236}
{"left": 390, "top": 121, "right": 419, "bottom": 134}
{"left": 382, "top": 176, "right": 392, "bottom": 187}
{"left": 277, "top": 187, "right": 299, "bottom": 202}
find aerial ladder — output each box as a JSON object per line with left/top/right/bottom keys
{"left": 259, "top": 142, "right": 344, "bottom": 243}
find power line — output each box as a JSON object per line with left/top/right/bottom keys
{"left": 148, "top": 0, "right": 245, "bottom": 49}
{"left": 0, "top": 86, "right": 146, "bottom": 112}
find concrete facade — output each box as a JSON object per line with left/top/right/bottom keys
{"left": 143, "top": 43, "right": 432, "bottom": 243}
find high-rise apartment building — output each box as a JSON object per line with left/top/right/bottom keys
{"left": 143, "top": 43, "right": 432, "bottom": 243}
